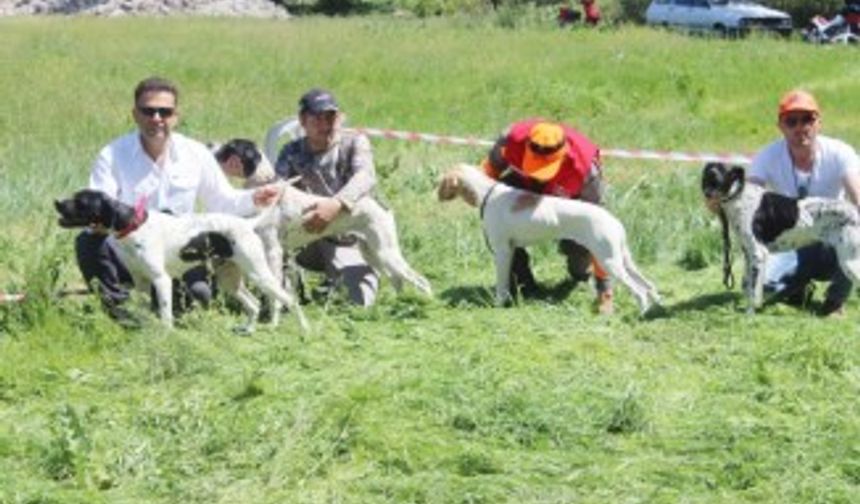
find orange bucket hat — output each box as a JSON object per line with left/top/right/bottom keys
{"left": 521, "top": 122, "right": 567, "bottom": 182}
{"left": 778, "top": 90, "right": 819, "bottom": 117}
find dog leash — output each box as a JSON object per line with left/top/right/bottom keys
{"left": 719, "top": 209, "right": 735, "bottom": 290}
{"left": 479, "top": 182, "right": 501, "bottom": 254}
{"left": 717, "top": 173, "right": 745, "bottom": 290}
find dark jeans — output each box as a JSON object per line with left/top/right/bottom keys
{"left": 75, "top": 231, "right": 213, "bottom": 315}
{"left": 777, "top": 242, "right": 852, "bottom": 310}
{"left": 510, "top": 239, "right": 611, "bottom": 295}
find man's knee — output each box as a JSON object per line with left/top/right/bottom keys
{"left": 560, "top": 240, "right": 591, "bottom": 280}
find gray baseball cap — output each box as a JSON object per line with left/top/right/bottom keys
{"left": 299, "top": 88, "right": 339, "bottom": 114}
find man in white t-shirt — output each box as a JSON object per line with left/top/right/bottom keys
{"left": 76, "top": 76, "right": 281, "bottom": 324}
{"left": 748, "top": 89, "right": 860, "bottom": 316}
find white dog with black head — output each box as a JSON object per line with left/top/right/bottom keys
{"left": 437, "top": 163, "right": 660, "bottom": 314}
{"left": 214, "top": 138, "right": 432, "bottom": 317}
{"left": 701, "top": 162, "right": 860, "bottom": 312}
{"left": 55, "top": 189, "right": 308, "bottom": 333}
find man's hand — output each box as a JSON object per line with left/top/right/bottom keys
{"left": 253, "top": 184, "right": 282, "bottom": 207}
{"left": 512, "top": 192, "right": 540, "bottom": 212}
{"left": 302, "top": 197, "right": 344, "bottom": 234}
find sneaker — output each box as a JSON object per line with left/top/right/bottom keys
{"left": 594, "top": 290, "right": 614, "bottom": 315}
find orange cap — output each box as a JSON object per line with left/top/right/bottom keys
{"left": 778, "top": 90, "right": 819, "bottom": 117}
{"left": 522, "top": 122, "right": 567, "bottom": 182}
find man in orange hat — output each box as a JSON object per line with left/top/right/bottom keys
{"left": 748, "top": 89, "right": 860, "bottom": 316}
{"left": 482, "top": 118, "right": 612, "bottom": 313}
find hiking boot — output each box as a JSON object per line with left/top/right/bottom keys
{"left": 594, "top": 290, "right": 614, "bottom": 315}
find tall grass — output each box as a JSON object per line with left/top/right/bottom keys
{"left": 1, "top": 16, "right": 860, "bottom": 503}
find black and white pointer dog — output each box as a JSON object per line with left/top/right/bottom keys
{"left": 701, "top": 162, "right": 860, "bottom": 312}
{"left": 55, "top": 190, "right": 308, "bottom": 333}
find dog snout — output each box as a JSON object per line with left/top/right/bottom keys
{"left": 436, "top": 172, "right": 460, "bottom": 201}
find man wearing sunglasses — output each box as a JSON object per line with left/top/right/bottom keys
{"left": 481, "top": 119, "right": 612, "bottom": 314}
{"left": 76, "top": 76, "right": 281, "bottom": 324}
{"left": 273, "top": 88, "right": 380, "bottom": 306}
{"left": 748, "top": 89, "right": 860, "bottom": 316}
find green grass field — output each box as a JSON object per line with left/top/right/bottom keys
{"left": 1, "top": 15, "right": 860, "bottom": 503}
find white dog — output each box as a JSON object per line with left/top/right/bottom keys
{"left": 215, "top": 138, "right": 432, "bottom": 317}
{"left": 55, "top": 189, "right": 308, "bottom": 333}
{"left": 702, "top": 162, "right": 860, "bottom": 312}
{"left": 437, "top": 164, "right": 660, "bottom": 313}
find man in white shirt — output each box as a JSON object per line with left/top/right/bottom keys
{"left": 749, "top": 89, "right": 860, "bottom": 316}
{"left": 76, "top": 76, "right": 280, "bottom": 323}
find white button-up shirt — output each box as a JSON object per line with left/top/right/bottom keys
{"left": 89, "top": 131, "right": 255, "bottom": 216}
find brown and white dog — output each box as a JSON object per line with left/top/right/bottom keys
{"left": 437, "top": 163, "right": 660, "bottom": 314}
{"left": 55, "top": 189, "right": 308, "bottom": 333}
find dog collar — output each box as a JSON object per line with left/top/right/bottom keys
{"left": 720, "top": 178, "right": 745, "bottom": 203}
{"left": 115, "top": 197, "right": 149, "bottom": 239}
{"left": 479, "top": 182, "right": 500, "bottom": 220}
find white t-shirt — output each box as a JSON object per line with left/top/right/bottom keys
{"left": 749, "top": 135, "right": 860, "bottom": 200}
{"left": 89, "top": 131, "right": 255, "bottom": 216}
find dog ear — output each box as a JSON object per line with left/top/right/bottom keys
{"left": 728, "top": 165, "right": 746, "bottom": 185}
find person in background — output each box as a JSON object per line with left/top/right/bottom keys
{"left": 581, "top": 0, "right": 601, "bottom": 26}
{"left": 482, "top": 118, "right": 613, "bottom": 314}
{"left": 273, "top": 88, "right": 380, "bottom": 306}
{"left": 748, "top": 89, "right": 860, "bottom": 316}
{"left": 76, "top": 76, "right": 280, "bottom": 324}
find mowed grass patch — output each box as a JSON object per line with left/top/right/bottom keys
{"left": 1, "top": 16, "right": 860, "bottom": 503}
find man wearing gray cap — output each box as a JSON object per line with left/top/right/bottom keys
{"left": 274, "top": 88, "right": 380, "bottom": 306}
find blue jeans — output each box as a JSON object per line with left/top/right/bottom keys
{"left": 765, "top": 243, "right": 852, "bottom": 308}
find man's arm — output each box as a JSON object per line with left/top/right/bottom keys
{"left": 331, "top": 134, "right": 376, "bottom": 211}
{"left": 88, "top": 146, "right": 120, "bottom": 198}
{"left": 843, "top": 166, "right": 860, "bottom": 206}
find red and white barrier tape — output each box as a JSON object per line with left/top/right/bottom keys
{"left": 0, "top": 287, "right": 90, "bottom": 305}
{"left": 346, "top": 126, "right": 754, "bottom": 165}
{"left": 0, "top": 293, "right": 25, "bottom": 303}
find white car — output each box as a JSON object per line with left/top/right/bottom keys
{"left": 645, "top": 0, "right": 793, "bottom": 37}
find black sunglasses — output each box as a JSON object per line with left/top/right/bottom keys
{"left": 782, "top": 113, "right": 816, "bottom": 129}
{"left": 528, "top": 140, "right": 564, "bottom": 157}
{"left": 137, "top": 106, "right": 175, "bottom": 118}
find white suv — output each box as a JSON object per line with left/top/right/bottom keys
{"left": 645, "top": 0, "right": 793, "bottom": 37}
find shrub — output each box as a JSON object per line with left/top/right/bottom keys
{"left": 768, "top": 0, "right": 843, "bottom": 25}
{"left": 617, "top": 0, "right": 649, "bottom": 23}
